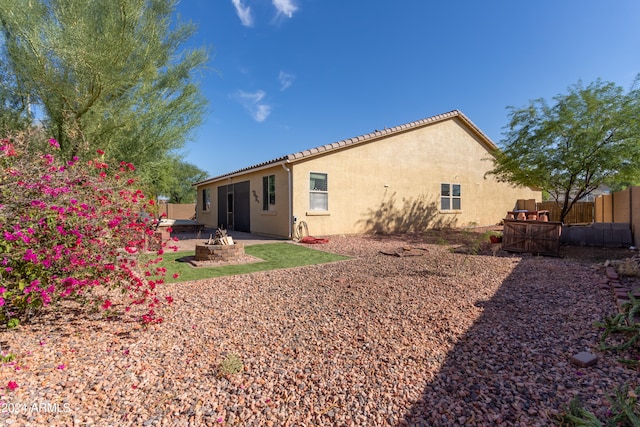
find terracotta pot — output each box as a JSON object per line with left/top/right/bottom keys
{"left": 517, "top": 212, "right": 526, "bottom": 220}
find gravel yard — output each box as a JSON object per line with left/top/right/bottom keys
{"left": 0, "top": 233, "right": 638, "bottom": 426}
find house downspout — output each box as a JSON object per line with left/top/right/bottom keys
{"left": 282, "top": 163, "right": 292, "bottom": 239}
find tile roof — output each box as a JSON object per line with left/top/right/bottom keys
{"left": 194, "top": 110, "right": 497, "bottom": 186}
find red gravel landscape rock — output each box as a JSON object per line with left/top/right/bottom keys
{"left": 0, "top": 234, "right": 638, "bottom": 426}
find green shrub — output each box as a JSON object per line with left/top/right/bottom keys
{"left": 218, "top": 353, "right": 243, "bottom": 377}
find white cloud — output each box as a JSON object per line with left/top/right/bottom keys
{"left": 278, "top": 71, "right": 295, "bottom": 91}
{"left": 253, "top": 104, "right": 272, "bottom": 122}
{"left": 234, "top": 90, "right": 272, "bottom": 122}
{"left": 272, "top": 0, "right": 298, "bottom": 18}
{"left": 232, "top": 0, "right": 253, "bottom": 27}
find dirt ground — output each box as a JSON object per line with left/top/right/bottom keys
{"left": 169, "top": 226, "right": 637, "bottom": 266}
{"left": 392, "top": 227, "right": 637, "bottom": 264}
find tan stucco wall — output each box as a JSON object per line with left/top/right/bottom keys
{"left": 196, "top": 183, "right": 215, "bottom": 226}
{"left": 613, "top": 188, "right": 631, "bottom": 224}
{"left": 633, "top": 187, "right": 640, "bottom": 245}
{"left": 195, "top": 165, "right": 291, "bottom": 237}
{"left": 289, "top": 118, "right": 540, "bottom": 236}
{"left": 595, "top": 187, "right": 640, "bottom": 245}
{"left": 158, "top": 203, "right": 196, "bottom": 220}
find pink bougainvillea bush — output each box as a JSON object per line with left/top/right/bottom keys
{"left": 0, "top": 132, "right": 174, "bottom": 326}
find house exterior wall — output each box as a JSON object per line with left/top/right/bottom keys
{"left": 196, "top": 182, "right": 216, "bottom": 226}
{"left": 196, "top": 165, "right": 290, "bottom": 237}
{"left": 289, "top": 118, "right": 540, "bottom": 237}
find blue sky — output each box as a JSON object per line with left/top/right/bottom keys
{"left": 174, "top": 0, "right": 640, "bottom": 178}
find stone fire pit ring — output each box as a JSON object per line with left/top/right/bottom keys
{"left": 195, "top": 243, "right": 245, "bottom": 262}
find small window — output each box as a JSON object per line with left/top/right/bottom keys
{"left": 262, "top": 175, "right": 275, "bottom": 211}
{"left": 441, "top": 183, "right": 461, "bottom": 211}
{"left": 309, "top": 172, "right": 328, "bottom": 211}
{"left": 202, "top": 188, "right": 211, "bottom": 211}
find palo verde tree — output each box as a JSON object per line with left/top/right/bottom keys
{"left": 0, "top": 44, "right": 31, "bottom": 133}
{"left": 0, "top": 0, "right": 208, "bottom": 190}
{"left": 487, "top": 77, "right": 640, "bottom": 223}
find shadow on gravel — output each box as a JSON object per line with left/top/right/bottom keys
{"left": 397, "top": 251, "right": 634, "bottom": 426}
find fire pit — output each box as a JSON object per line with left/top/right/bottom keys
{"left": 194, "top": 228, "right": 245, "bottom": 262}
{"left": 195, "top": 242, "right": 245, "bottom": 262}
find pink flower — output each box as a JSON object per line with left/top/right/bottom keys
{"left": 7, "top": 381, "right": 18, "bottom": 391}
{"left": 0, "top": 136, "right": 173, "bottom": 328}
{"left": 24, "top": 279, "right": 41, "bottom": 295}
{"left": 57, "top": 364, "right": 65, "bottom": 370}
{"left": 1, "top": 143, "right": 16, "bottom": 156}
{"left": 23, "top": 249, "right": 38, "bottom": 263}
{"left": 216, "top": 417, "right": 223, "bottom": 423}
{"left": 172, "top": 273, "right": 179, "bottom": 279}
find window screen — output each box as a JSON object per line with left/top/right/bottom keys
{"left": 310, "top": 173, "right": 328, "bottom": 211}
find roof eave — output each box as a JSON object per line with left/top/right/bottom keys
{"left": 192, "top": 157, "right": 290, "bottom": 187}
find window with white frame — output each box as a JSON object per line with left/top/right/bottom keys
{"left": 309, "top": 172, "right": 328, "bottom": 211}
{"left": 440, "top": 183, "right": 461, "bottom": 210}
{"left": 262, "top": 175, "right": 275, "bottom": 211}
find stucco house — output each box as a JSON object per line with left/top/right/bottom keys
{"left": 193, "top": 110, "right": 541, "bottom": 238}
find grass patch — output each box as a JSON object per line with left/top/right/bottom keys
{"left": 156, "top": 243, "right": 350, "bottom": 283}
{"left": 218, "top": 353, "right": 244, "bottom": 377}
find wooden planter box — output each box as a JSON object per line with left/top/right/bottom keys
{"left": 502, "top": 219, "right": 562, "bottom": 256}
